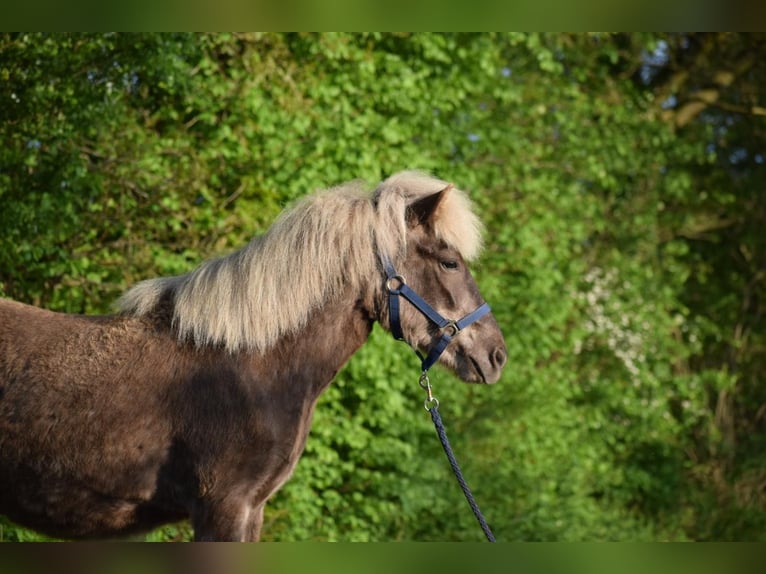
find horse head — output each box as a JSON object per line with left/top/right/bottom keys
{"left": 373, "top": 173, "right": 507, "bottom": 384}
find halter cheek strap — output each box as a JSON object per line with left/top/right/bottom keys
{"left": 382, "top": 258, "right": 491, "bottom": 373}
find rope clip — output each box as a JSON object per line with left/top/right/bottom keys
{"left": 419, "top": 371, "right": 439, "bottom": 411}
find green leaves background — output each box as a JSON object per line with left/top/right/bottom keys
{"left": 1, "top": 33, "right": 764, "bottom": 541}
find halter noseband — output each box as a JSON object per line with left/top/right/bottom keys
{"left": 381, "top": 257, "right": 491, "bottom": 374}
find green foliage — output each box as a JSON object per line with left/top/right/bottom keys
{"left": 1, "top": 32, "right": 764, "bottom": 541}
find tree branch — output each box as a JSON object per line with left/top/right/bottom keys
{"left": 672, "top": 57, "right": 755, "bottom": 128}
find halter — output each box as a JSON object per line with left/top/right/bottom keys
{"left": 381, "top": 257, "right": 491, "bottom": 375}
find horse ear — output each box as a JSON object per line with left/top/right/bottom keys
{"left": 407, "top": 184, "right": 453, "bottom": 227}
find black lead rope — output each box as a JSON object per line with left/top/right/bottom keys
{"left": 382, "top": 256, "right": 496, "bottom": 542}
{"left": 428, "top": 404, "right": 497, "bottom": 542}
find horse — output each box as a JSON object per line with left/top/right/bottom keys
{"left": 0, "top": 170, "right": 507, "bottom": 541}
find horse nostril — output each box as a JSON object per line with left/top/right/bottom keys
{"left": 492, "top": 347, "right": 507, "bottom": 369}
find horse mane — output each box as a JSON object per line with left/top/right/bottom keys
{"left": 117, "top": 170, "right": 483, "bottom": 353}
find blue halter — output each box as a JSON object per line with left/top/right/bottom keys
{"left": 382, "top": 258, "right": 491, "bottom": 374}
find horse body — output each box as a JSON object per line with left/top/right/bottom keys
{"left": 0, "top": 292, "right": 371, "bottom": 540}
{"left": 0, "top": 171, "right": 506, "bottom": 540}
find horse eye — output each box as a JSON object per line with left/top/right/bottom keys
{"left": 440, "top": 260, "right": 459, "bottom": 271}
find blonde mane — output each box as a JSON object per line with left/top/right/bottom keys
{"left": 118, "top": 171, "right": 483, "bottom": 353}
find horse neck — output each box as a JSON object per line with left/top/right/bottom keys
{"left": 256, "top": 283, "right": 378, "bottom": 399}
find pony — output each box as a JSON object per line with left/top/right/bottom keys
{"left": 0, "top": 171, "right": 507, "bottom": 541}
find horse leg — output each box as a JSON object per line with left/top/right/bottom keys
{"left": 244, "top": 503, "right": 265, "bottom": 541}
{"left": 191, "top": 495, "right": 252, "bottom": 541}
{"left": 192, "top": 497, "right": 266, "bottom": 542}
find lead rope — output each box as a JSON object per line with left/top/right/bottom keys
{"left": 381, "top": 256, "right": 496, "bottom": 541}
{"left": 420, "top": 373, "right": 496, "bottom": 542}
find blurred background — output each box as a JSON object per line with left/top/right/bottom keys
{"left": 1, "top": 32, "right": 764, "bottom": 541}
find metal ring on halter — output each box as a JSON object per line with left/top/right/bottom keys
{"left": 442, "top": 321, "right": 459, "bottom": 337}
{"left": 385, "top": 274, "right": 406, "bottom": 293}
